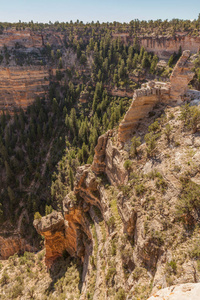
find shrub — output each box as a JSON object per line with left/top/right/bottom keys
{"left": 130, "top": 136, "right": 141, "bottom": 157}
{"left": 0, "top": 271, "right": 9, "bottom": 285}
{"left": 164, "top": 124, "right": 172, "bottom": 143}
{"left": 190, "top": 242, "right": 200, "bottom": 259}
{"left": 148, "top": 121, "right": 160, "bottom": 133}
{"left": 124, "top": 160, "right": 132, "bottom": 171}
{"left": 177, "top": 178, "right": 200, "bottom": 220}
{"left": 135, "top": 183, "right": 146, "bottom": 196}
{"left": 115, "top": 288, "right": 126, "bottom": 300}
{"left": 167, "top": 260, "right": 177, "bottom": 274}
{"left": 107, "top": 216, "right": 115, "bottom": 228}
{"left": 144, "top": 132, "right": 158, "bottom": 157}
{"left": 106, "top": 267, "right": 116, "bottom": 282}
{"left": 34, "top": 211, "right": 42, "bottom": 220}
{"left": 155, "top": 177, "right": 168, "bottom": 193}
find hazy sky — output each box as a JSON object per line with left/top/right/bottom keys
{"left": 1, "top": 0, "right": 200, "bottom": 23}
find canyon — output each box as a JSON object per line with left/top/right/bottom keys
{"left": 32, "top": 51, "right": 200, "bottom": 299}
{"left": 0, "top": 23, "right": 200, "bottom": 299}
{"left": 0, "top": 28, "right": 200, "bottom": 111}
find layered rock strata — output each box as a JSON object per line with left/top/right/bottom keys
{"left": 118, "top": 50, "right": 195, "bottom": 143}
{"left": 34, "top": 203, "right": 92, "bottom": 268}
{"left": 0, "top": 66, "right": 49, "bottom": 111}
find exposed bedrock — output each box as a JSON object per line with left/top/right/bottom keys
{"left": 118, "top": 50, "right": 195, "bottom": 143}
{"left": 0, "top": 235, "right": 35, "bottom": 259}
{"left": 92, "top": 130, "right": 128, "bottom": 185}
{"left": 0, "top": 66, "right": 49, "bottom": 111}
{"left": 139, "top": 35, "right": 200, "bottom": 59}
{"left": 147, "top": 283, "right": 200, "bottom": 300}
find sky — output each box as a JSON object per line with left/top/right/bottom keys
{"left": 0, "top": 0, "right": 200, "bottom": 23}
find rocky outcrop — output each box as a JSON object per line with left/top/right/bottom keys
{"left": 148, "top": 283, "right": 200, "bottom": 300}
{"left": 170, "top": 50, "right": 195, "bottom": 100}
{"left": 0, "top": 235, "right": 35, "bottom": 259}
{"left": 92, "top": 130, "right": 128, "bottom": 185}
{"left": 0, "top": 66, "right": 49, "bottom": 111}
{"left": 34, "top": 208, "right": 92, "bottom": 268}
{"left": 33, "top": 212, "right": 69, "bottom": 267}
{"left": 118, "top": 81, "right": 171, "bottom": 143}
{"left": 118, "top": 50, "right": 195, "bottom": 143}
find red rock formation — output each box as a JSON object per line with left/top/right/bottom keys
{"left": 34, "top": 196, "right": 92, "bottom": 267}
{"left": 33, "top": 212, "right": 68, "bottom": 267}
{"left": 92, "top": 131, "right": 111, "bottom": 174}
{"left": 0, "top": 235, "right": 35, "bottom": 259}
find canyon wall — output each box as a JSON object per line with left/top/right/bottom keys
{"left": 118, "top": 50, "right": 195, "bottom": 143}
{"left": 0, "top": 28, "right": 65, "bottom": 50}
{"left": 0, "top": 66, "right": 49, "bottom": 111}
{"left": 113, "top": 33, "right": 200, "bottom": 59}
{"left": 139, "top": 35, "right": 200, "bottom": 59}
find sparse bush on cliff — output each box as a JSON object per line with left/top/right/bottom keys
{"left": 0, "top": 271, "right": 9, "bottom": 285}
{"left": 124, "top": 160, "right": 132, "bottom": 171}
{"left": 144, "top": 132, "right": 158, "bottom": 157}
{"left": 34, "top": 211, "right": 42, "bottom": 220}
{"left": 177, "top": 177, "right": 200, "bottom": 222}
{"left": 130, "top": 136, "right": 141, "bottom": 158}
{"left": 115, "top": 288, "right": 126, "bottom": 300}
{"left": 164, "top": 124, "right": 172, "bottom": 143}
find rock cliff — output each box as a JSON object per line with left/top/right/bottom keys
{"left": 33, "top": 49, "right": 200, "bottom": 299}
{"left": 0, "top": 66, "right": 49, "bottom": 110}
{"left": 118, "top": 50, "right": 195, "bottom": 143}
{"left": 139, "top": 35, "right": 200, "bottom": 59}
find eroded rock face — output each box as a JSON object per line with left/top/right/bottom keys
{"left": 139, "top": 35, "right": 200, "bottom": 59}
{"left": 92, "top": 131, "right": 111, "bottom": 174}
{"left": 0, "top": 236, "right": 35, "bottom": 259}
{"left": 34, "top": 179, "right": 94, "bottom": 267}
{"left": 170, "top": 50, "right": 195, "bottom": 100}
{"left": 147, "top": 283, "right": 200, "bottom": 300}
{"left": 105, "top": 139, "right": 128, "bottom": 186}
{"left": 118, "top": 81, "right": 171, "bottom": 143}
{"left": 0, "top": 66, "right": 49, "bottom": 111}
{"left": 92, "top": 130, "right": 128, "bottom": 185}
{"left": 118, "top": 50, "right": 195, "bottom": 143}
{"left": 33, "top": 211, "right": 69, "bottom": 268}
